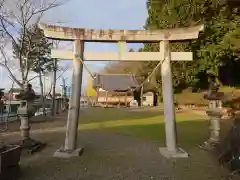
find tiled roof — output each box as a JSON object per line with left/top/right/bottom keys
{"left": 93, "top": 74, "right": 139, "bottom": 92}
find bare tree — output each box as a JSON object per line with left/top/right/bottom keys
{"left": 60, "top": 77, "right": 67, "bottom": 111}
{"left": 0, "top": 0, "right": 63, "bottom": 88}
{"left": 51, "top": 62, "right": 71, "bottom": 116}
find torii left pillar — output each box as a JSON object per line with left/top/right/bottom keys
{"left": 159, "top": 41, "right": 187, "bottom": 158}
{"left": 54, "top": 39, "right": 84, "bottom": 158}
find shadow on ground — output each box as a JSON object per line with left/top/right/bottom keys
{"left": 0, "top": 166, "right": 22, "bottom": 180}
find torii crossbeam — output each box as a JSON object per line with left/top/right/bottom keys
{"left": 39, "top": 23, "right": 204, "bottom": 159}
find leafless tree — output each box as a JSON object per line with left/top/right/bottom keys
{"left": 0, "top": 0, "right": 63, "bottom": 88}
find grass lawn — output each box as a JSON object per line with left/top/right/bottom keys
{"left": 79, "top": 107, "right": 232, "bottom": 149}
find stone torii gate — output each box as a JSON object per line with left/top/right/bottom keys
{"left": 39, "top": 23, "right": 204, "bottom": 158}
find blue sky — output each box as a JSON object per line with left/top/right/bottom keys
{"left": 1, "top": 0, "right": 148, "bottom": 93}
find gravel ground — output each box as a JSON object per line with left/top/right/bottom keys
{"left": 1, "top": 130, "right": 234, "bottom": 180}
{"left": 0, "top": 108, "right": 237, "bottom": 180}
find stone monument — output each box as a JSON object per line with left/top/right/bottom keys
{"left": 15, "top": 83, "right": 46, "bottom": 154}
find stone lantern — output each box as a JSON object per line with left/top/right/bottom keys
{"left": 15, "top": 83, "right": 45, "bottom": 153}
{"left": 201, "top": 80, "right": 226, "bottom": 150}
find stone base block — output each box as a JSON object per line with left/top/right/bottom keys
{"left": 199, "top": 140, "right": 220, "bottom": 151}
{"left": 10, "top": 138, "right": 46, "bottom": 154}
{"left": 53, "top": 148, "right": 84, "bottom": 158}
{"left": 159, "top": 147, "right": 188, "bottom": 158}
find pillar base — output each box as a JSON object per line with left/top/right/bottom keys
{"left": 11, "top": 138, "right": 46, "bottom": 154}
{"left": 199, "top": 140, "right": 220, "bottom": 151}
{"left": 53, "top": 147, "right": 84, "bottom": 158}
{"left": 159, "top": 147, "right": 188, "bottom": 158}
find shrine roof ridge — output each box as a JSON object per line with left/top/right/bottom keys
{"left": 38, "top": 23, "right": 204, "bottom": 42}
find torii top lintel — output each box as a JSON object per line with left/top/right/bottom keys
{"left": 38, "top": 23, "right": 204, "bottom": 42}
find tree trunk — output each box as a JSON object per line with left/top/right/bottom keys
{"left": 62, "top": 78, "right": 67, "bottom": 111}
{"left": 20, "top": 80, "right": 26, "bottom": 90}
{"left": 140, "top": 84, "right": 143, "bottom": 106}
{"left": 51, "top": 59, "right": 57, "bottom": 116}
{"left": 39, "top": 73, "right": 46, "bottom": 116}
{"left": 63, "top": 87, "right": 67, "bottom": 111}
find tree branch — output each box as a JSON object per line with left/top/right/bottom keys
{"left": 56, "top": 66, "right": 69, "bottom": 81}
{"left": 0, "top": 0, "right": 66, "bottom": 89}
{"left": 0, "top": 40, "right": 22, "bottom": 87}
{"left": 33, "top": 0, "right": 61, "bottom": 16}
{"left": 27, "top": 74, "right": 39, "bottom": 82}
{"left": 0, "top": 62, "right": 22, "bottom": 87}
{"left": 0, "top": 18, "right": 18, "bottom": 48}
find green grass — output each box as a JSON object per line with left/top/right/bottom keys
{"left": 78, "top": 107, "right": 231, "bottom": 149}
{"left": 79, "top": 107, "right": 206, "bottom": 129}
{"left": 79, "top": 107, "right": 163, "bottom": 124}
{"left": 109, "top": 121, "right": 209, "bottom": 149}
{"left": 175, "top": 86, "right": 237, "bottom": 106}
{"left": 111, "top": 119, "right": 231, "bottom": 149}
